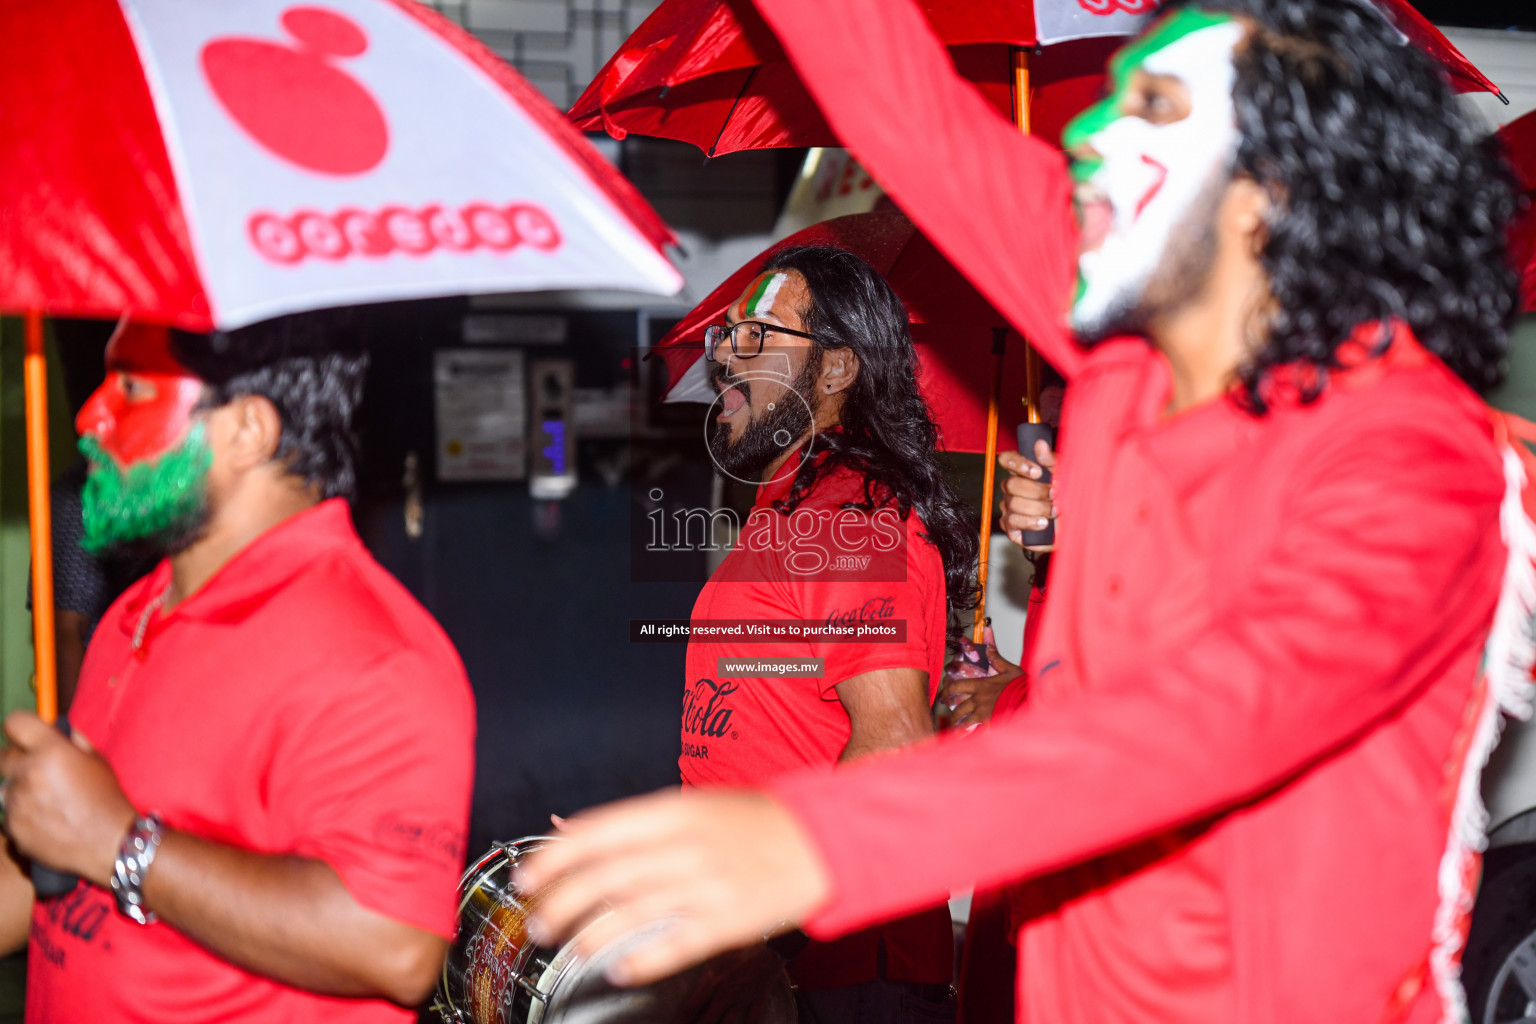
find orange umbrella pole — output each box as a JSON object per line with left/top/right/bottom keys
{"left": 24, "top": 312, "right": 58, "bottom": 724}
{"left": 970, "top": 48, "right": 1035, "bottom": 644}
{"left": 972, "top": 328, "right": 1008, "bottom": 644}
{"left": 1025, "top": 345, "right": 1043, "bottom": 425}
{"left": 1012, "top": 46, "right": 1032, "bottom": 133}
{"left": 1012, "top": 45, "right": 1039, "bottom": 424}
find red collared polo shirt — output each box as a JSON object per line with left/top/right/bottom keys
{"left": 27, "top": 499, "right": 476, "bottom": 1024}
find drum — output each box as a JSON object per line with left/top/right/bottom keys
{"left": 435, "top": 838, "right": 795, "bottom": 1024}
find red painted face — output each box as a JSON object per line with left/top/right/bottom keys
{"left": 76, "top": 323, "right": 205, "bottom": 466}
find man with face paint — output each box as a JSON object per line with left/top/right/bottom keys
{"left": 0, "top": 316, "right": 476, "bottom": 1024}
{"left": 683, "top": 245, "right": 981, "bottom": 1020}
{"left": 1061, "top": 11, "right": 1245, "bottom": 345}
{"left": 72, "top": 322, "right": 216, "bottom": 554}
{"left": 518, "top": 1, "right": 1520, "bottom": 1022}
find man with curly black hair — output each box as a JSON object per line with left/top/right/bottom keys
{"left": 519, "top": 2, "right": 1525, "bottom": 1023}
{"left": 0, "top": 314, "right": 475, "bottom": 1024}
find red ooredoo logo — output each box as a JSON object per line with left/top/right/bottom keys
{"left": 201, "top": 6, "right": 388, "bottom": 175}
{"left": 1077, "top": 0, "right": 1160, "bottom": 14}
{"left": 248, "top": 201, "right": 563, "bottom": 264}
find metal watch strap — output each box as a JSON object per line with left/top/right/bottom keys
{"left": 110, "top": 813, "right": 164, "bottom": 925}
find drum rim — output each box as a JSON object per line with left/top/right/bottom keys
{"left": 437, "top": 836, "right": 562, "bottom": 1024}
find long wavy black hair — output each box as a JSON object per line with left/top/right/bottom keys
{"left": 1167, "top": 0, "right": 1518, "bottom": 408}
{"left": 763, "top": 245, "right": 980, "bottom": 622}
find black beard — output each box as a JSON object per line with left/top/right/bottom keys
{"left": 1074, "top": 169, "right": 1228, "bottom": 345}
{"left": 707, "top": 357, "right": 819, "bottom": 480}
{"left": 83, "top": 505, "right": 211, "bottom": 560}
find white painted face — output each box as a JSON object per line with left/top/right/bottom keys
{"left": 1066, "top": 16, "right": 1245, "bottom": 335}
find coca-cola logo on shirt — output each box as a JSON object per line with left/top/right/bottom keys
{"left": 371, "top": 813, "right": 465, "bottom": 866}
{"left": 825, "top": 595, "right": 896, "bottom": 629}
{"left": 41, "top": 884, "right": 112, "bottom": 955}
{"left": 683, "top": 678, "right": 739, "bottom": 741}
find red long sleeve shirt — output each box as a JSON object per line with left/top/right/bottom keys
{"left": 753, "top": 1, "right": 1509, "bottom": 1020}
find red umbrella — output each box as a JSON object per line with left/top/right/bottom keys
{"left": 1, "top": 0, "right": 681, "bottom": 721}
{"left": 592, "top": 1, "right": 1140, "bottom": 641}
{"left": 572, "top": 0, "right": 1145, "bottom": 155}
{"left": 3, "top": 0, "right": 679, "bottom": 331}
{"left": 602, "top": 0, "right": 1500, "bottom": 643}
{"left": 653, "top": 209, "right": 1031, "bottom": 453}
{"left": 591, "top": 2, "right": 1145, "bottom": 639}
{"left": 1499, "top": 111, "right": 1536, "bottom": 314}
{"left": 1384, "top": 0, "right": 1506, "bottom": 100}
{"left": 571, "top": 0, "right": 1502, "bottom": 157}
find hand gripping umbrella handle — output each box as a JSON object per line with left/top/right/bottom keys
{"left": 1016, "top": 423, "right": 1056, "bottom": 547}
{"left": 30, "top": 720, "right": 79, "bottom": 899}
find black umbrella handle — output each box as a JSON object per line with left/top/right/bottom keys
{"left": 1016, "top": 423, "right": 1055, "bottom": 547}
{"left": 30, "top": 719, "right": 79, "bottom": 899}
{"left": 32, "top": 864, "right": 78, "bottom": 898}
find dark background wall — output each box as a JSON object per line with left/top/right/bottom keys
{"left": 1411, "top": 0, "right": 1536, "bottom": 30}
{"left": 344, "top": 298, "right": 715, "bottom": 855}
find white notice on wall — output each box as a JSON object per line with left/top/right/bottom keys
{"left": 434, "top": 348, "right": 526, "bottom": 481}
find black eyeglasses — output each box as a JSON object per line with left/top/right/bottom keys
{"left": 704, "top": 320, "right": 817, "bottom": 362}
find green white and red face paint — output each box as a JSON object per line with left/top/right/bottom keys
{"left": 1062, "top": 11, "right": 1245, "bottom": 334}
{"left": 75, "top": 321, "right": 212, "bottom": 552}
{"left": 732, "top": 272, "right": 790, "bottom": 323}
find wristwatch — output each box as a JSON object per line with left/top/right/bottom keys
{"left": 110, "top": 813, "right": 165, "bottom": 925}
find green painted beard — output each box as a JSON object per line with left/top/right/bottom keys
{"left": 79, "top": 424, "right": 213, "bottom": 555}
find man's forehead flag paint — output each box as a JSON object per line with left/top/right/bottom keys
{"left": 1063, "top": 9, "right": 1235, "bottom": 182}
{"left": 735, "top": 272, "right": 790, "bottom": 321}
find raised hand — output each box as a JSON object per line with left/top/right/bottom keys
{"left": 516, "top": 789, "right": 831, "bottom": 988}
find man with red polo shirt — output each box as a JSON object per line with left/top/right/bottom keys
{"left": 0, "top": 313, "right": 475, "bottom": 1023}
{"left": 520, "top": 3, "right": 1530, "bottom": 1023}
{"left": 682, "top": 244, "right": 980, "bottom": 1020}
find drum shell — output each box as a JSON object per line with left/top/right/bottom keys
{"left": 439, "top": 839, "right": 566, "bottom": 1024}
{"left": 436, "top": 839, "right": 797, "bottom": 1024}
